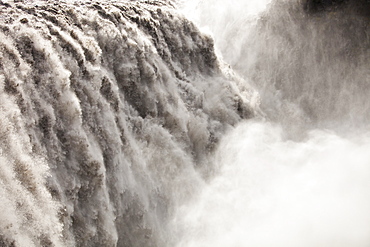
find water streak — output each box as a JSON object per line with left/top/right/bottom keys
{"left": 0, "top": 1, "right": 255, "bottom": 246}
{"left": 173, "top": 0, "right": 370, "bottom": 246}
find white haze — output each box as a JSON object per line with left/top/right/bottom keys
{"left": 0, "top": 0, "right": 368, "bottom": 246}
{"left": 173, "top": 122, "right": 370, "bottom": 247}
{"left": 173, "top": 0, "right": 370, "bottom": 246}
{"left": 0, "top": 1, "right": 256, "bottom": 245}
{"left": 179, "top": 0, "right": 272, "bottom": 60}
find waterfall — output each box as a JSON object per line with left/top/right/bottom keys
{"left": 1, "top": 0, "right": 369, "bottom": 246}
{"left": 172, "top": 0, "right": 370, "bottom": 246}
{"left": 0, "top": 0, "right": 256, "bottom": 246}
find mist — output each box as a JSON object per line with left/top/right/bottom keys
{"left": 0, "top": 0, "right": 369, "bottom": 246}
{"left": 172, "top": 121, "right": 370, "bottom": 246}
{"left": 172, "top": 0, "right": 370, "bottom": 246}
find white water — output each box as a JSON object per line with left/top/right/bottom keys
{"left": 0, "top": 0, "right": 369, "bottom": 246}
{"left": 173, "top": 122, "right": 370, "bottom": 246}
{"left": 173, "top": 0, "right": 370, "bottom": 246}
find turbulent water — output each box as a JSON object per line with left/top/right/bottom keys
{"left": 173, "top": 0, "right": 370, "bottom": 246}
{"left": 0, "top": 0, "right": 369, "bottom": 246}
{"left": 0, "top": 1, "right": 257, "bottom": 246}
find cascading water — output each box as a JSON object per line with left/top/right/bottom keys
{"left": 0, "top": 1, "right": 256, "bottom": 246}
{"left": 172, "top": 0, "right": 370, "bottom": 246}
{"left": 0, "top": 0, "right": 369, "bottom": 246}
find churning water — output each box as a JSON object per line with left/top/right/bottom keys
{"left": 0, "top": 0, "right": 369, "bottom": 246}
{"left": 173, "top": 122, "right": 370, "bottom": 246}
{"left": 173, "top": 0, "right": 370, "bottom": 246}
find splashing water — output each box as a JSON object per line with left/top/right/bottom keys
{"left": 172, "top": 0, "right": 370, "bottom": 246}
{"left": 0, "top": 0, "right": 369, "bottom": 246}
{"left": 0, "top": 1, "right": 254, "bottom": 245}
{"left": 179, "top": 0, "right": 273, "bottom": 60}
{"left": 172, "top": 122, "right": 370, "bottom": 246}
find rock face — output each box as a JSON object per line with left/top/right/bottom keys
{"left": 0, "top": 1, "right": 255, "bottom": 246}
